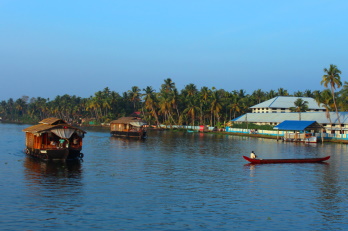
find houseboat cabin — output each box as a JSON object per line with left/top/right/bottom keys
{"left": 110, "top": 117, "right": 147, "bottom": 139}
{"left": 22, "top": 118, "right": 86, "bottom": 160}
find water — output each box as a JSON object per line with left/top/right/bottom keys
{"left": 1, "top": 123, "right": 348, "bottom": 230}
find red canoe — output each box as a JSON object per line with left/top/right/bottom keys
{"left": 243, "top": 155, "right": 330, "bottom": 164}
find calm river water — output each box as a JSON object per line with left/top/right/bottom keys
{"left": 1, "top": 123, "right": 348, "bottom": 230}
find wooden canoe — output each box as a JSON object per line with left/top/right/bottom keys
{"left": 243, "top": 155, "right": 330, "bottom": 164}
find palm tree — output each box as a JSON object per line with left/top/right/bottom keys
{"left": 289, "top": 98, "right": 308, "bottom": 120}
{"left": 183, "top": 98, "right": 200, "bottom": 126}
{"left": 210, "top": 90, "right": 223, "bottom": 127}
{"left": 161, "top": 78, "right": 175, "bottom": 94}
{"left": 337, "top": 81, "right": 348, "bottom": 111}
{"left": 170, "top": 88, "right": 181, "bottom": 123}
{"left": 183, "top": 83, "right": 197, "bottom": 97}
{"left": 266, "top": 90, "right": 277, "bottom": 99}
{"left": 142, "top": 86, "right": 160, "bottom": 126}
{"left": 293, "top": 91, "right": 303, "bottom": 97}
{"left": 303, "top": 89, "right": 313, "bottom": 97}
{"left": 321, "top": 64, "right": 342, "bottom": 133}
{"left": 199, "top": 86, "right": 210, "bottom": 124}
{"left": 277, "top": 88, "right": 289, "bottom": 96}
{"left": 128, "top": 86, "right": 141, "bottom": 110}
{"left": 228, "top": 93, "right": 242, "bottom": 120}
{"left": 252, "top": 89, "right": 265, "bottom": 104}
{"left": 319, "top": 90, "right": 334, "bottom": 129}
{"left": 158, "top": 93, "right": 174, "bottom": 125}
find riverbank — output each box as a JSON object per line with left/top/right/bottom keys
{"left": 3, "top": 119, "right": 348, "bottom": 144}
{"left": 216, "top": 130, "right": 348, "bottom": 144}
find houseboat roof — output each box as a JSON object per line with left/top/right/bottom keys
{"left": 39, "top": 117, "right": 66, "bottom": 125}
{"left": 110, "top": 117, "right": 147, "bottom": 125}
{"left": 274, "top": 120, "right": 322, "bottom": 131}
{"left": 23, "top": 117, "right": 86, "bottom": 134}
{"left": 250, "top": 96, "right": 325, "bottom": 110}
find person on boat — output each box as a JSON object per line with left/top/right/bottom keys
{"left": 59, "top": 138, "right": 65, "bottom": 148}
{"left": 250, "top": 151, "right": 257, "bottom": 159}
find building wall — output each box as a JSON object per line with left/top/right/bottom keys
{"left": 252, "top": 108, "right": 325, "bottom": 113}
{"left": 225, "top": 127, "right": 348, "bottom": 140}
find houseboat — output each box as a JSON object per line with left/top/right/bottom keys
{"left": 110, "top": 117, "right": 147, "bottom": 139}
{"left": 22, "top": 118, "right": 86, "bottom": 160}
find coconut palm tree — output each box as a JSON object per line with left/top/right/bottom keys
{"left": 321, "top": 64, "right": 342, "bottom": 133}
{"left": 210, "top": 90, "right": 223, "bottom": 127}
{"left": 158, "top": 93, "right": 174, "bottom": 125}
{"left": 289, "top": 98, "right": 308, "bottom": 120}
{"left": 277, "top": 88, "right": 289, "bottom": 96}
{"left": 142, "top": 86, "right": 160, "bottom": 126}
{"left": 183, "top": 97, "right": 200, "bottom": 126}
{"left": 228, "top": 93, "right": 242, "bottom": 120}
{"left": 128, "top": 86, "right": 141, "bottom": 110}
{"left": 252, "top": 89, "right": 265, "bottom": 104}
{"left": 199, "top": 86, "right": 211, "bottom": 124}
{"left": 337, "top": 81, "right": 348, "bottom": 111}
{"left": 161, "top": 78, "right": 175, "bottom": 94}
{"left": 293, "top": 91, "right": 303, "bottom": 97}
{"left": 303, "top": 89, "right": 314, "bottom": 97}
{"left": 266, "top": 90, "right": 277, "bottom": 99}
{"left": 170, "top": 88, "right": 181, "bottom": 123}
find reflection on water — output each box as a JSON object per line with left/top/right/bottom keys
{"left": 20, "top": 157, "right": 84, "bottom": 230}
{"left": 24, "top": 157, "right": 82, "bottom": 180}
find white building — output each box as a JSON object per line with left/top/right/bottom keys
{"left": 232, "top": 96, "right": 347, "bottom": 134}
{"left": 250, "top": 96, "right": 325, "bottom": 113}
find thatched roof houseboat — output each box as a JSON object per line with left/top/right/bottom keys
{"left": 110, "top": 117, "right": 147, "bottom": 139}
{"left": 22, "top": 118, "right": 86, "bottom": 160}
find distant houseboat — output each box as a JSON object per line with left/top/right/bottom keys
{"left": 22, "top": 118, "right": 86, "bottom": 160}
{"left": 110, "top": 117, "right": 147, "bottom": 139}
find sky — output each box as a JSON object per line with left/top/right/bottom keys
{"left": 1, "top": 0, "right": 348, "bottom": 101}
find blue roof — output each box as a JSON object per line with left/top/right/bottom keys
{"left": 274, "top": 120, "right": 318, "bottom": 131}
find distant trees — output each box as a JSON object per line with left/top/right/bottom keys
{"left": 0, "top": 67, "right": 347, "bottom": 127}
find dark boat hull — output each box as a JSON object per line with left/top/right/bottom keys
{"left": 111, "top": 131, "right": 147, "bottom": 139}
{"left": 25, "top": 148, "right": 83, "bottom": 161}
{"left": 243, "top": 155, "right": 330, "bottom": 164}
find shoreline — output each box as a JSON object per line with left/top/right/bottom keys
{"left": 3, "top": 120, "right": 348, "bottom": 144}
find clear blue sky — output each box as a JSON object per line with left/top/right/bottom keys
{"left": 1, "top": 0, "right": 347, "bottom": 101}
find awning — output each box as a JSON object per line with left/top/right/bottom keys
{"left": 130, "top": 121, "right": 146, "bottom": 127}
{"left": 51, "top": 128, "right": 76, "bottom": 139}
{"left": 274, "top": 120, "right": 322, "bottom": 131}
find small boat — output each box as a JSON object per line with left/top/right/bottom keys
{"left": 23, "top": 118, "right": 86, "bottom": 161}
{"left": 187, "top": 130, "right": 198, "bottom": 133}
{"left": 243, "top": 155, "right": 330, "bottom": 164}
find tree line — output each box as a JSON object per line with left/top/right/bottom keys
{"left": 1, "top": 65, "right": 347, "bottom": 127}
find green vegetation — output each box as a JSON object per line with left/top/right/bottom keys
{"left": 289, "top": 98, "right": 309, "bottom": 120}
{"left": 0, "top": 65, "right": 346, "bottom": 127}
